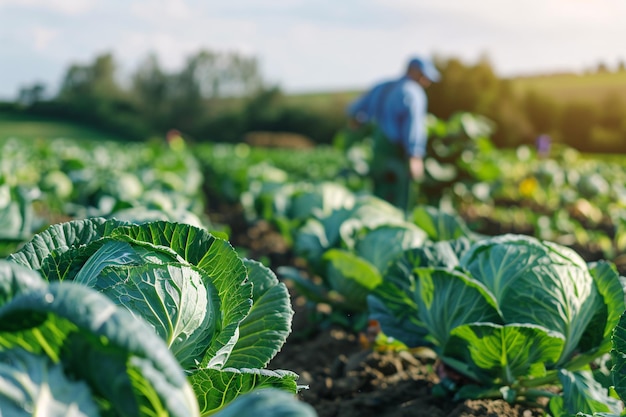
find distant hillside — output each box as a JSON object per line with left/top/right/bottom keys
{"left": 509, "top": 71, "right": 626, "bottom": 103}
{"left": 283, "top": 89, "right": 361, "bottom": 112}
{"left": 0, "top": 112, "right": 127, "bottom": 142}
{"left": 285, "top": 71, "right": 626, "bottom": 109}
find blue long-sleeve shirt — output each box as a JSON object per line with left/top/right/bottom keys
{"left": 348, "top": 76, "right": 428, "bottom": 158}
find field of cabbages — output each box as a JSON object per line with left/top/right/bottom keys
{"left": 3, "top": 113, "right": 626, "bottom": 417}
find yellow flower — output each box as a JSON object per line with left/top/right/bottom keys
{"left": 519, "top": 177, "right": 538, "bottom": 198}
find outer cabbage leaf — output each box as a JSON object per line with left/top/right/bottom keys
{"left": 0, "top": 281, "right": 199, "bottom": 417}
{"left": 277, "top": 266, "right": 331, "bottom": 306}
{"left": 610, "top": 310, "right": 626, "bottom": 404}
{"left": 367, "top": 294, "right": 426, "bottom": 348}
{"left": 212, "top": 389, "right": 316, "bottom": 417}
{"left": 323, "top": 248, "right": 382, "bottom": 311}
{"left": 0, "top": 348, "right": 100, "bottom": 417}
{"left": 0, "top": 186, "right": 34, "bottom": 243}
{"left": 294, "top": 208, "right": 353, "bottom": 272}
{"left": 224, "top": 259, "right": 293, "bottom": 369}
{"left": 0, "top": 261, "right": 47, "bottom": 305}
{"left": 579, "top": 261, "right": 626, "bottom": 356}
{"left": 450, "top": 323, "right": 564, "bottom": 386}
{"left": 384, "top": 237, "right": 472, "bottom": 275}
{"left": 354, "top": 224, "right": 427, "bottom": 273}
{"left": 460, "top": 234, "right": 602, "bottom": 363}
{"left": 548, "top": 369, "right": 622, "bottom": 416}
{"left": 413, "top": 268, "right": 501, "bottom": 347}
{"left": 294, "top": 218, "right": 330, "bottom": 272}
{"left": 338, "top": 195, "right": 405, "bottom": 250}
{"left": 8, "top": 217, "right": 127, "bottom": 271}
{"left": 367, "top": 254, "right": 424, "bottom": 347}
{"left": 189, "top": 368, "right": 299, "bottom": 416}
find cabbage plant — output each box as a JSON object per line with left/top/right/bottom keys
{"left": 0, "top": 260, "right": 200, "bottom": 417}
{"left": 576, "top": 309, "right": 626, "bottom": 417}
{"left": 369, "top": 234, "right": 625, "bottom": 415}
{"left": 283, "top": 197, "right": 477, "bottom": 330}
{"left": 7, "top": 218, "right": 300, "bottom": 415}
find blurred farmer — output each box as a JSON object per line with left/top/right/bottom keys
{"left": 346, "top": 56, "right": 440, "bottom": 210}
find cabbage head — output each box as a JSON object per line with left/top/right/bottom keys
{"left": 369, "top": 234, "right": 625, "bottom": 415}
{"left": 8, "top": 218, "right": 300, "bottom": 415}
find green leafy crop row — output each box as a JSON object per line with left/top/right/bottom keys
{"left": 1, "top": 218, "right": 315, "bottom": 416}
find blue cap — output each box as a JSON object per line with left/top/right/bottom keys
{"left": 408, "top": 57, "right": 441, "bottom": 82}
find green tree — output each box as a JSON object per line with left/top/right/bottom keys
{"left": 131, "top": 54, "right": 170, "bottom": 132}
{"left": 59, "top": 52, "right": 124, "bottom": 101}
{"left": 158, "top": 49, "right": 264, "bottom": 135}
{"left": 17, "top": 82, "right": 46, "bottom": 106}
{"left": 52, "top": 52, "right": 148, "bottom": 140}
{"left": 428, "top": 55, "right": 501, "bottom": 118}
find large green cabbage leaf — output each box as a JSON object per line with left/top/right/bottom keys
{"left": 0, "top": 348, "right": 100, "bottom": 417}
{"left": 354, "top": 224, "right": 427, "bottom": 273}
{"left": 412, "top": 268, "right": 501, "bottom": 348}
{"left": 459, "top": 234, "right": 605, "bottom": 364}
{"left": 322, "top": 249, "right": 382, "bottom": 311}
{"left": 212, "top": 389, "right": 316, "bottom": 417}
{"left": 570, "top": 307, "right": 626, "bottom": 416}
{"left": 7, "top": 218, "right": 300, "bottom": 414}
{"left": 189, "top": 368, "right": 299, "bottom": 415}
{"left": 0, "top": 261, "right": 200, "bottom": 417}
{"left": 224, "top": 259, "right": 294, "bottom": 369}
{"left": 450, "top": 323, "right": 564, "bottom": 387}
{"left": 609, "top": 309, "right": 626, "bottom": 408}
{"left": 367, "top": 237, "right": 474, "bottom": 347}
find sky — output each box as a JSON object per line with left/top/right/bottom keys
{"left": 1, "top": 0, "right": 625, "bottom": 99}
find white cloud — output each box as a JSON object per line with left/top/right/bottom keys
{"left": 0, "top": 0, "right": 98, "bottom": 15}
{"left": 130, "top": 0, "right": 192, "bottom": 21}
{"left": 32, "top": 26, "right": 59, "bottom": 51}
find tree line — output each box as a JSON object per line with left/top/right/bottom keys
{"left": 6, "top": 50, "right": 626, "bottom": 152}
{"left": 428, "top": 55, "right": 626, "bottom": 153}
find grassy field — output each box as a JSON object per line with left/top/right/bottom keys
{"left": 509, "top": 71, "right": 626, "bottom": 103}
{"left": 285, "top": 71, "right": 626, "bottom": 109}
{"left": 283, "top": 89, "right": 361, "bottom": 111}
{"left": 0, "top": 112, "right": 125, "bottom": 142}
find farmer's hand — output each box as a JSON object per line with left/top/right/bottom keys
{"left": 348, "top": 117, "right": 361, "bottom": 130}
{"left": 409, "top": 156, "right": 424, "bottom": 181}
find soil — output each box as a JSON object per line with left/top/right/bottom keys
{"left": 207, "top": 199, "right": 551, "bottom": 417}
{"left": 269, "top": 324, "right": 546, "bottom": 417}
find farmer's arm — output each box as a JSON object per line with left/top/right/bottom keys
{"left": 401, "top": 85, "right": 428, "bottom": 180}
{"left": 347, "top": 89, "right": 375, "bottom": 126}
